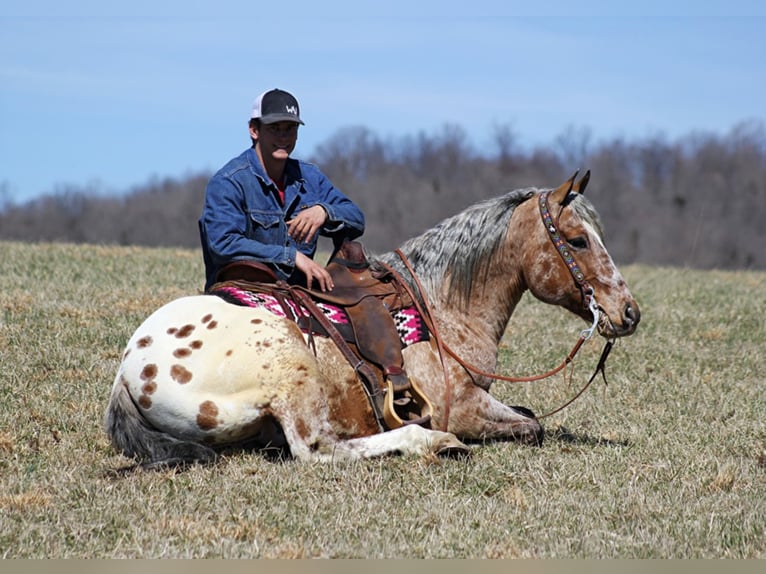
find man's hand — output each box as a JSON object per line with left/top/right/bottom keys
{"left": 287, "top": 205, "right": 327, "bottom": 244}
{"left": 295, "top": 251, "right": 333, "bottom": 292}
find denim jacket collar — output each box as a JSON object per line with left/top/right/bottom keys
{"left": 246, "top": 148, "right": 305, "bottom": 190}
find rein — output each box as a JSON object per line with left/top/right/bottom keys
{"left": 385, "top": 190, "right": 615, "bottom": 425}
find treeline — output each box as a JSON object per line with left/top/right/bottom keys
{"left": 1, "top": 120, "right": 765, "bottom": 270}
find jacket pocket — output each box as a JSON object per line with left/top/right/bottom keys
{"left": 247, "top": 210, "right": 284, "bottom": 244}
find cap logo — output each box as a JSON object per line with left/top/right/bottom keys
{"left": 286, "top": 105, "right": 297, "bottom": 114}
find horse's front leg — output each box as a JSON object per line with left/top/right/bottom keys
{"left": 445, "top": 384, "right": 544, "bottom": 445}
{"left": 403, "top": 344, "right": 544, "bottom": 445}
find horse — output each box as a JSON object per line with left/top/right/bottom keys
{"left": 104, "top": 171, "right": 640, "bottom": 468}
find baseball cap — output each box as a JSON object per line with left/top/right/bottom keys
{"left": 250, "top": 89, "right": 304, "bottom": 125}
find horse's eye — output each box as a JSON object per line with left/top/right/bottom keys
{"left": 567, "top": 236, "right": 589, "bottom": 250}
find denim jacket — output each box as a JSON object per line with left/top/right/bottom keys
{"left": 199, "top": 148, "right": 365, "bottom": 290}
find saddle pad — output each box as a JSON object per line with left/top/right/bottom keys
{"left": 209, "top": 285, "right": 429, "bottom": 348}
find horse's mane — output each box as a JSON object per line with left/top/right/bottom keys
{"left": 375, "top": 188, "right": 534, "bottom": 305}
{"left": 374, "top": 187, "right": 605, "bottom": 307}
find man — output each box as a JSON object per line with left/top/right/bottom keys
{"left": 199, "top": 88, "right": 365, "bottom": 292}
{"left": 199, "top": 90, "right": 428, "bottom": 428}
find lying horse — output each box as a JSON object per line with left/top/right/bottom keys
{"left": 105, "top": 171, "right": 640, "bottom": 467}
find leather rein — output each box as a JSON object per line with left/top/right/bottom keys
{"left": 381, "top": 190, "right": 615, "bottom": 428}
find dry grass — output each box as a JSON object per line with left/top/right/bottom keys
{"left": 0, "top": 241, "right": 764, "bottom": 558}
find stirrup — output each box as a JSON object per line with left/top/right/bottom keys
{"left": 382, "top": 374, "right": 434, "bottom": 430}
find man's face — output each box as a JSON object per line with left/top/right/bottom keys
{"left": 254, "top": 121, "right": 299, "bottom": 161}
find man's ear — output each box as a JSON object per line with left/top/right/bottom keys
{"left": 249, "top": 119, "right": 260, "bottom": 141}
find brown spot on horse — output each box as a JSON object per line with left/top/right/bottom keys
{"left": 137, "top": 336, "right": 153, "bottom": 348}
{"left": 175, "top": 324, "right": 195, "bottom": 338}
{"left": 140, "top": 364, "right": 157, "bottom": 381}
{"left": 295, "top": 417, "right": 310, "bottom": 440}
{"left": 170, "top": 364, "right": 193, "bottom": 384}
{"left": 197, "top": 400, "right": 219, "bottom": 430}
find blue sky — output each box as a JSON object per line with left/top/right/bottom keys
{"left": 2, "top": 0, "right": 765, "bottom": 203}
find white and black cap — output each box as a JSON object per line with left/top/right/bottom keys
{"left": 250, "top": 89, "right": 304, "bottom": 125}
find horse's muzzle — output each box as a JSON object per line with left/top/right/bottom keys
{"left": 599, "top": 300, "right": 640, "bottom": 338}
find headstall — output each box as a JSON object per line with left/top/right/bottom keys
{"left": 538, "top": 190, "right": 600, "bottom": 341}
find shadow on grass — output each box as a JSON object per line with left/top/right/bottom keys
{"left": 548, "top": 424, "right": 630, "bottom": 447}
{"left": 102, "top": 443, "right": 293, "bottom": 478}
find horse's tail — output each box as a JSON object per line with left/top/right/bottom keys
{"left": 104, "top": 377, "right": 218, "bottom": 469}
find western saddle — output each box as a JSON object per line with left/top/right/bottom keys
{"left": 207, "top": 240, "right": 433, "bottom": 431}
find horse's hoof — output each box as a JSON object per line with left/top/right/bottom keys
{"left": 518, "top": 423, "right": 545, "bottom": 447}
{"left": 432, "top": 434, "right": 471, "bottom": 458}
{"left": 436, "top": 443, "right": 472, "bottom": 458}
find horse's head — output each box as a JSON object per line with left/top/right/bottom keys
{"left": 521, "top": 171, "right": 640, "bottom": 338}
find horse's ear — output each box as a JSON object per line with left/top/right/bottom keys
{"left": 550, "top": 170, "right": 578, "bottom": 204}
{"left": 573, "top": 169, "right": 591, "bottom": 195}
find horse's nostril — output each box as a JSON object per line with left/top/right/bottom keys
{"left": 624, "top": 304, "right": 640, "bottom": 328}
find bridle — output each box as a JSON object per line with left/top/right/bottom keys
{"left": 539, "top": 190, "right": 600, "bottom": 334}
{"left": 383, "top": 189, "right": 614, "bottom": 430}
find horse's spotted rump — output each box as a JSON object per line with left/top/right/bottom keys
{"left": 136, "top": 336, "right": 153, "bottom": 349}
{"left": 175, "top": 324, "right": 195, "bottom": 338}
{"left": 141, "top": 364, "right": 158, "bottom": 381}
{"left": 197, "top": 400, "right": 219, "bottom": 430}
{"left": 170, "top": 364, "right": 193, "bottom": 384}
{"left": 173, "top": 348, "right": 192, "bottom": 358}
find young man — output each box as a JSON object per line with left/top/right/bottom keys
{"left": 199, "top": 88, "right": 365, "bottom": 292}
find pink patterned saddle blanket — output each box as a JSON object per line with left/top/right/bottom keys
{"left": 210, "top": 285, "right": 429, "bottom": 348}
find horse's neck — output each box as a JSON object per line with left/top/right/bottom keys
{"left": 386, "top": 189, "right": 534, "bottom": 368}
{"left": 436, "top": 274, "right": 525, "bottom": 340}
{"left": 428, "top": 255, "right": 526, "bottom": 370}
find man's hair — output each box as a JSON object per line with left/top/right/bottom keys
{"left": 249, "top": 118, "right": 261, "bottom": 146}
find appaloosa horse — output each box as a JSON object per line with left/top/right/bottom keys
{"left": 105, "top": 171, "right": 640, "bottom": 467}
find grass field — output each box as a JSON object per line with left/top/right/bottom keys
{"left": 0, "top": 241, "right": 764, "bottom": 558}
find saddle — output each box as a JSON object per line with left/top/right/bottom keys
{"left": 210, "top": 241, "right": 433, "bottom": 431}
